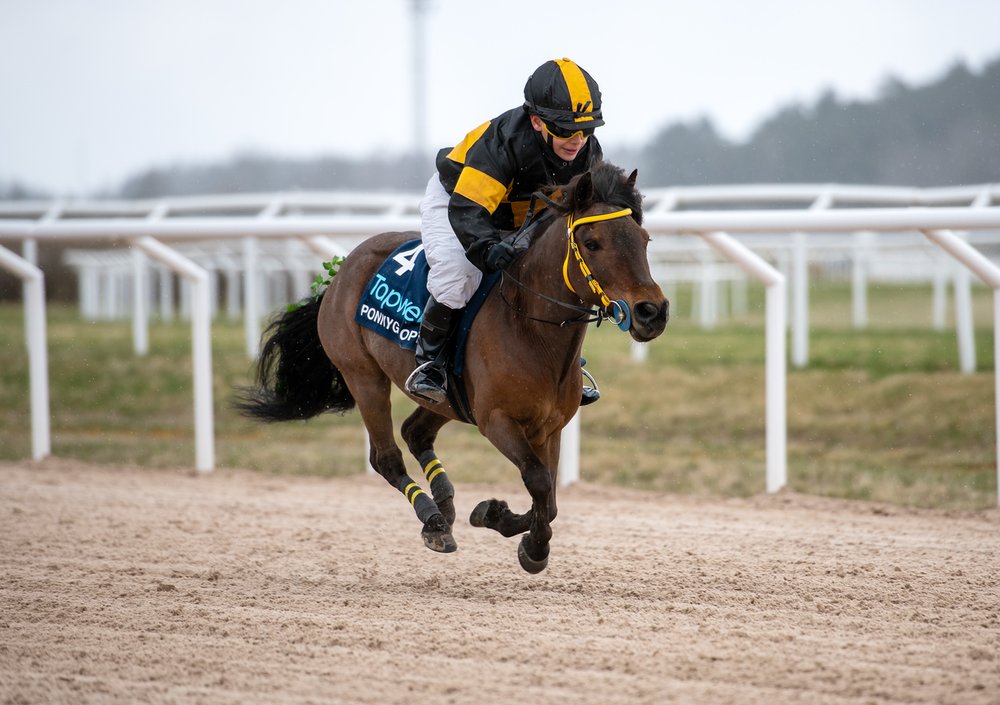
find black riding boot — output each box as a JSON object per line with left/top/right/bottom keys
{"left": 405, "top": 297, "right": 458, "bottom": 404}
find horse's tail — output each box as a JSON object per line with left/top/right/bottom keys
{"left": 233, "top": 295, "right": 356, "bottom": 422}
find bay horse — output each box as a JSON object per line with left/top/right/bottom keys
{"left": 236, "top": 161, "right": 668, "bottom": 573}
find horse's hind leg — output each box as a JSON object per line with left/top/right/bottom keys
{"left": 350, "top": 371, "right": 457, "bottom": 553}
{"left": 401, "top": 407, "right": 456, "bottom": 527}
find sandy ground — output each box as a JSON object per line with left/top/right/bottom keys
{"left": 1, "top": 458, "right": 999, "bottom": 705}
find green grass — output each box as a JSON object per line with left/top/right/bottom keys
{"left": 0, "top": 280, "right": 995, "bottom": 510}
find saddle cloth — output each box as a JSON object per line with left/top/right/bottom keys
{"left": 354, "top": 239, "right": 500, "bottom": 398}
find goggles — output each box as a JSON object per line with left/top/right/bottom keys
{"left": 542, "top": 120, "right": 596, "bottom": 141}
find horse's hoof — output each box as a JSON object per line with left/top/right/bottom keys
{"left": 517, "top": 535, "right": 549, "bottom": 574}
{"left": 422, "top": 529, "right": 458, "bottom": 553}
{"left": 469, "top": 499, "right": 507, "bottom": 528}
{"left": 469, "top": 500, "right": 490, "bottom": 527}
{"left": 437, "top": 496, "right": 456, "bottom": 527}
{"left": 421, "top": 514, "right": 457, "bottom": 553}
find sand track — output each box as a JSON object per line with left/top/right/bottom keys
{"left": 2, "top": 458, "right": 998, "bottom": 704}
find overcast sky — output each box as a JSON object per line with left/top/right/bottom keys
{"left": 2, "top": 0, "right": 999, "bottom": 195}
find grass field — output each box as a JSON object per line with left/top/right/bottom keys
{"left": 0, "top": 280, "right": 995, "bottom": 509}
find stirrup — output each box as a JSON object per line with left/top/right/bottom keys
{"left": 581, "top": 367, "right": 600, "bottom": 406}
{"left": 405, "top": 361, "right": 448, "bottom": 404}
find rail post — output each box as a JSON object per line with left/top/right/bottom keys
{"left": 701, "top": 232, "right": 787, "bottom": 493}
{"left": 921, "top": 228, "right": 1000, "bottom": 506}
{"left": 0, "top": 244, "right": 50, "bottom": 461}
{"left": 133, "top": 237, "right": 215, "bottom": 473}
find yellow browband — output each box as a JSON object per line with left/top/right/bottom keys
{"left": 561, "top": 208, "right": 633, "bottom": 308}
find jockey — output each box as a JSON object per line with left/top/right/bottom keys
{"left": 406, "top": 57, "right": 606, "bottom": 405}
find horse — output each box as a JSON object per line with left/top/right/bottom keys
{"left": 236, "top": 161, "right": 669, "bottom": 573}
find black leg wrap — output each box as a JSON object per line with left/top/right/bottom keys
{"left": 395, "top": 475, "right": 440, "bottom": 525}
{"left": 418, "top": 450, "right": 454, "bottom": 501}
{"left": 419, "top": 451, "right": 455, "bottom": 527}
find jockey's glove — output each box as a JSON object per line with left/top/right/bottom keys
{"left": 485, "top": 240, "right": 518, "bottom": 272}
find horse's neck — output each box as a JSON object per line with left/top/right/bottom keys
{"left": 517, "top": 217, "right": 581, "bottom": 307}
{"left": 506, "top": 218, "right": 590, "bottom": 351}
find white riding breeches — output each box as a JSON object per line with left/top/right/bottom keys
{"left": 419, "top": 173, "right": 484, "bottom": 310}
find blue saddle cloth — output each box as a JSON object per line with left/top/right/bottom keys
{"left": 354, "top": 240, "right": 429, "bottom": 351}
{"left": 354, "top": 239, "right": 499, "bottom": 385}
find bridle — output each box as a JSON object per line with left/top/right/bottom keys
{"left": 562, "top": 208, "right": 634, "bottom": 331}
{"left": 501, "top": 206, "right": 635, "bottom": 330}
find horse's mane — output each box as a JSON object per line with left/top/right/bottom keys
{"left": 543, "top": 161, "right": 644, "bottom": 226}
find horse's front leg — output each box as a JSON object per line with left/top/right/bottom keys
{"left": 477, "top": 413, "right": 557, "bottom": 573}
{"left": 470, "top": 431, "right": 561, "bottom": 538}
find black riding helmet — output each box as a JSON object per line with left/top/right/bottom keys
{"left": 523, "top": 58, "right": 604, "bottom": 133}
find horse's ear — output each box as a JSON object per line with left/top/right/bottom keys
{"left": 574, "top": 172, "right": 593, "bottom": 208}
{"left": 626, "top": 169, "right": 638, "bottom": 188}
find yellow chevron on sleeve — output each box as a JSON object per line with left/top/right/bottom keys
{"left": 454, "top": 166, "right": 508, "bottom": 214}
{"left": 446, "top": 121, "right": 491, "bottom": 164}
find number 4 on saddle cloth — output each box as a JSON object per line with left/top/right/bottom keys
{"left": 354, "top": 240, "right": 500, "bottom": 424}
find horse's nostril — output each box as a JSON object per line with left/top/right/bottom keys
{"left": 634, "top": 300, "right": 668, "bottom": 325}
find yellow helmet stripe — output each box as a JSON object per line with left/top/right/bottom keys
{"left": 554, "top": 58, "right": 595, "bottom": 123}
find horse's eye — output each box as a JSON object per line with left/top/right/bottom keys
{"left": 584, "top": 240, "right": 600, "bottom": 252}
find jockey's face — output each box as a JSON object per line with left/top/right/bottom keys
{"left": 530, "top": 115, "right": 589, "bottom": 162}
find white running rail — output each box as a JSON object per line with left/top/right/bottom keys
{"left": 1, "top": 184, "right": 999, "bottom": 502}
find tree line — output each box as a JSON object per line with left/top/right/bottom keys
{"left": 2, "top": 55, "right": 998, "bottom": 202}
{"left": 628, "top": 58, "right": 999, "bottom": 187}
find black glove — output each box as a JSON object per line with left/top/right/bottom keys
{"left": 485, "top": 240, "right": 517, "bottom": 272}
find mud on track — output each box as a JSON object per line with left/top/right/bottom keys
{"left": 1, "top": 458, "right": 999, "bottom": 705}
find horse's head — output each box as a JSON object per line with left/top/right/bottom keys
{"left": 542, "top": 162, "right": 669, "bottom": 342}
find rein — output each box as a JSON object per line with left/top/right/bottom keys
{"left": 500, "top": 206, "right": 635, "bottom": 330}
{"left": 499, "top": 271, "right": 601, "bottom": 327}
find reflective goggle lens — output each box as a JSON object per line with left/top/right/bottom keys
{"left": 543, "top": 120, "right": 595, "bottom": 140}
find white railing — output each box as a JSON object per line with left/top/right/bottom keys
{"left": 0, "top": 244, "right": 49, "bottom": 461}
{"left": 1, "top": 184, "right": 999, "bottom": 502}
